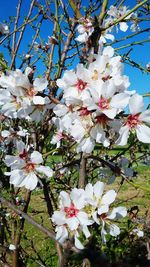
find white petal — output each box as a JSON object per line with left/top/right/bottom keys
{"left": 119, "top": 22, "right": 128, "bottom": 32}
{"left": 9, "top": 169, "right": 25, "bottom": 187}
{"left": 25, "top": 67, "right": 32, "bottom": 76}
{"left": 77, "top": 137, "right": 95, "bottom": 153}
{"left": 75, "top": 234, "right": 84, "bottom": 249}
{"left": 85, "top": 183, "right": 93, "bottom": 200}
{"left": 67, "top": 217, "right": 79, "bottom": 230}
{"left": 70, "top": 188, "right": 85, "bottom": 209}
{"left": 103, "top": 46, "right": 114, "bottom": 57}
{"left": 75, "top": 32, "right": 88, "bottom": 43}
{"left": 77, "top": 211, "right": 93, "bottom": 226}
{"left": 136, "top": 124, "right": 150, "bottom": 143}
{"left": 35, "top": 165, "right": 53, "bottom": 177}
{"left": 31, "top": 151, "right": 43, "bottom": 164}
{"left": 101, "top": 190, "right": 116, "bottom": 205}
{"left": 55, "top": 225, "right": 68, "bottom": 243}
{"left": 93, "top": 211, "right": 100, "bottom": 224}
{"left": 90, "top": 125, "right": 104, "bottom": 143}
{"left": 33, "top": 96, "right": 45, "bottom": 105}
{"left": 21, "top": 172, "right": 38, "bottom": 190}
{"left": 107, "top": 206, "right": 127, "bottom": 220}
{"left": 129, "top": 94, "right": 144, "bottom": 114}
{"left": 109, "top": 224, "right": 120, "bottom": 236}
{"left": 33, "top": 77, "right": 48, "bottom": 92}
{"left": 111, "top": 93, "right": 130, "bottom": 109}
{"left": 60, "top": 191, "right": 71, "bottom": 207}
{"left": 116, "top": 125, "right": 130, "bottom": 146}
{"left": 103, "top": 108, "right": 117, "bottom": 119}
{"left": 52, "top": 211, "right": 66, "bottom": 225}
{"left": 17, "top": 140, "right": 26, "bottom": 153}
{"left": 93, "top": 181, "right": 104, "bottom": 198}
{"left": 53, "top": 104, "right": 68, "bottom": 117}
{"left": 98, "top": 205, "right": 109, "bottom": 215}
{"left": 82, "top": 225, "right": 91, "bottom": 238}
{"left": 104, "top": 33, "right": 115, "bottom": 41}
{"left": 139, "top": 110, "right": 150, "bottom": 123}
{"left": 56, "top": 70, "right": 77, "bottom": 89}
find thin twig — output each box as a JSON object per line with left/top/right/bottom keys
{"left": 0, "top": 196, "right": 57, "bottom": 242}
{"left": 10, "top": 0, "right": 36, "bottom": 69}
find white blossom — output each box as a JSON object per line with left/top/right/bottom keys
{"left": 4, "top": 148, "right": 53, "bottom": 190}
{"left": 116, "top": 94, "right": 150, "bottom": 145}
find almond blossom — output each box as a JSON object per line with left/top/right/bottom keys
{"left": 52, "top": 181, "right": 127, "bottom": 249}
{"left": 4, "top": 146, "right": 53, "bottom": 190}
{"left": 116, "top": 94, "right": 150, "bottom": 145}
{"left": 100, "top": 206, "right": 127, "bottom": 242}
{"left": 84, "top": 181, "right": 117, "bottom": 222}
{"left": 56, "top": 64, "right": 91, "bottom": 105}
{"left": 75, "top": 17, "right": 94, "bottom": 43}
{"left": 52, "top": 188, "right": 93, "bottom": 248}
{"left": 106, "top": 5, "right": 137, "bottom": 33}
{"left": 1, "top": 126, "right": 29, "bottom": 145}
{"left": 52, "top": 45, "right": 132, "bottom": 153}
{"left": 0, "top": 67, "right": 53, "bottom": 121}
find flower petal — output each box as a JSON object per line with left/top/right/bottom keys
{"left": 101, "top": 190, "right": 116, "bottom": 205}
{"left": 35, "top": 165, "right": 53, "bottom": 177}
{"left": 116, "top": 125, "right": 130, "bottom": 146}
{"left": 129, "top": 94, "right": 144, "bottom": 114}
{"left": 139, "top": 110, "right": 150, "bottom": 123}
{"left": 119, "top": 22, "right": 128, "bottom": 32}
{"left": 136, "top": 124, "right": 150, "bottom": 143}
{"left": 31, "top": 151, "right": 43, "bottom": 164}
{"left": 93, "top": 181, "right": 105, "bottom": 198}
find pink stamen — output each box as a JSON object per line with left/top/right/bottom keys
{"left": 126, "top": 114, "right": 140, "bottom": 128}
{"left": 76, "top": 79, "right": 87, "bottom": 92}
{"left": 79, "top": 107, "right": 91, "bottom": 116}
{"left": 64, "top": 203, "right": 79, "bottom": 218}
{"left": 25, "top": 162, "right": 35, "bottom": 172}
{"left": 98, "top": 98, "right": 110, "bottom": 110}
{"left": 19, "top": 149, "right": 28, "bottom": 160}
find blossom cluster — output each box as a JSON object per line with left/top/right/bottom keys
{"left": 4, "top": 141, "right": 53, "bottom": 190}
{"left": 0, "top": 67, "right": 54, "bottom": 122}
{"left": 52, "top": 46, "right": 150, "bottom": 153}
{"left": 76, "top": 5, "right": 139, "bottom": 44}
{"left": 52, "top": 181, "right": 127, "bottom": 249}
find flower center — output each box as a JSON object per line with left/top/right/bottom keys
{"left": 98, "top": 98, "right": 110, "bottom": 110}
{"left": 76, "top": 79, "right": 87, "bottom": 91}
{"left": 64, "top": 203, "right": 79, "bottom": 218}
{"left": 79, "top": 107, "right": 91, "bottom": 116}
{"left": 102, "top": 75, "right": 111, "bottom": 82}
{"left": 99, "top": 213, "right": 107, "bottom": 220}
{"left": 92, "top": 70, "right": 98, "bottom": 81}
{"left": 19, "top": 149, "right": 28, "bottom": 160}
{"left": 27, "top": 87, "right": 36, "bottom": 97}
{"left": 25, "top": 162, "right": 35, "bottom": 172}
{"left": 96, "top": 114, "right": 110, "bottom": 126}
{"left": 126, "top": 114, "right": 140, "bottom": 128}
{"left": 35, "top": 104, "right": 44, "bottom": 111}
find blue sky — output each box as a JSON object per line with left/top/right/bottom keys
{"left": 0, "top": 0, "right": 150, "bottom": 107}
